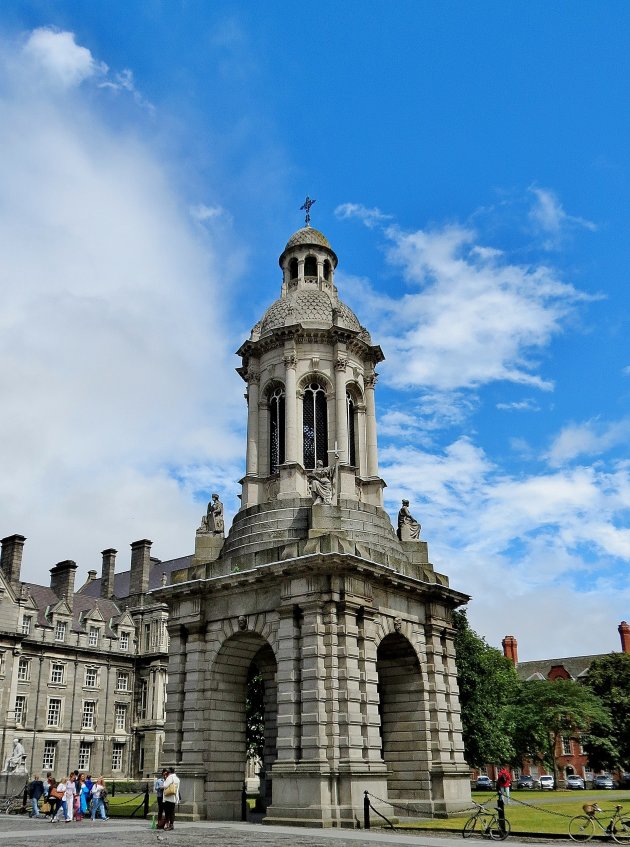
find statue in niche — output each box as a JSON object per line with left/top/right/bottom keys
{"left": 2, "top": 737, "right": 26, "bottom": 774}
{"left": 198, "top": 493, "right": 225, "bottom": 536}
{"left": 397, "top": 499, "right": 421, "bottom": 541}
{"left": 308, "top": 459, "right": 337, "bottom": 505}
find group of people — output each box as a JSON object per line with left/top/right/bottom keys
{"left": 153, "top": 767, "right": 180, "bottom": 831}
{"left": 27, "top": 772, "right": 109, "bottom": 821}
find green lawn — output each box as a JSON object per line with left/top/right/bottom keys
{"left": 396, "top": 791, "right": 630, "bottom": 836}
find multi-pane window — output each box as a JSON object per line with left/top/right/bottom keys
{"left": 21, "top": 615, "right": 33, "bottom": 636}
{"left": 81, "top": 701, "right": 96, "bottom": 730}
{"left": 138, "top": 679, "right": 148, "bottom": 720}
{"left": 47, "top": 698, "right": 61, "bottom": 727}
{"left": 269, "top": 386, "right": 285, "bottom": 474}
{"left": 14, "top": 695, "right": 27, "bottom": 726}
{"left": 78, "top": 742, "right": 91, "bottom": 771}
{"left": 115, "top": 703, "right": 127, "bottom": 731}
{"left": 111, "top": 742, "right": 124, "bottom": 771}
{"left": 54, "top": 620, "right": 67, "bottom": 642}
{"left": 42, "top": 741, "right": 56, "bottom": 771}
{"left": 562, "top": 736, "right": 572, "bottom": 755}
{"left": 119, "top": 631, "right": 129, "bottom": 651}
{"left": 50, "top": 663, "right": 65, "bottom": 685}
{"left": 84, "top": 667, "right": 98, "bottom": 688}
{"left": 116, "top": 671, "right": 129, "bottom": 691}
{"left": 346, "top": 392, "right": 356, "bottom": 467}
{"left": 302, "top": 382, "right": 328, "bottom": 468}
{"left": 17, "top": 657, "right": 30, "bottom": 681}
{"left": 144, "top": 624, "right": 151, "bottom": 651}
{"left": 0, "top": 651, "right": 5, "bottom": 675}
{"left": 88, "top": 626, "right": 99, "bottom": 647}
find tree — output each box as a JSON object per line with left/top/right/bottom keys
{"left": 511, "top": 678, "right": 612, "bottom": 786}
{"left": 246, "top": 665, "right": 265, "bottom": 762}
{"left": 582, "top": 653, "right": 630, "bottom": 771}
{"left": 453, "top": 610, "right": 521, "bottom": 767}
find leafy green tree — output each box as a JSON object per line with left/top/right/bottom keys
{"left": 582, "top": 653, "right": 630, "bottom": 771}
{"left": 246, "top": 665, "right": 265, "bottom": 761}
{"left": 511, "top": 678, "right": 612, "bottom": 786}
{"left": 453, "top": 610, "right": 521, "bottom": 767}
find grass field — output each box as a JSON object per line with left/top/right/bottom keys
{"left": 397, "top": 791, "right": 630, "bottom": 836}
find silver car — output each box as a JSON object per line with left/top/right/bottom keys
{"left": 566, "top": 775, "right": 585, "bottom": 789}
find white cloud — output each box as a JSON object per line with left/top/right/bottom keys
{"left": 546, "top": 418, "right": 630, "bottom": 466}
{"left": 22, "top": 27, "right": 106, "bottom": 88}
{"left": 0, "top": 29, "right": 245, "bottom": 582}
{"left": 529, "top": 186, "right": 597, "bottom": 249}
{"left": 496, "top": 399, "right": 540, "bottom": 411}
{"left": 335, "top": 202, "right": 393, "bottom": 228}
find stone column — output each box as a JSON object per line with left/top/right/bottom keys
{"left": 283, "top": 352, "right": 298, "bottom": 463}
{"left": 258, "top": 398, "right": 269, "bottom": 477}
{"left": 245, "top": 369, "right": 260, "bottom": 477}
{"left": 298, "top": 600, "right": 329, "bottom": 763}
{"left": 365, "top": 373, "right": 379, "bottom": 477}
{"left": 356, "top": 402, "right": 367, "bottom": 477}
{"left": 273, "top": 606, "right": 302, "bottom": 764}
{"left": 162, "top": 624, "right": 187, "bottom": 766}
{"left": 334, "top": 354, "right": 348, "bottom": 464}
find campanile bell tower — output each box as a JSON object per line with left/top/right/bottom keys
{"left": 159, "top": 218, "right": 471, "bottom": 827}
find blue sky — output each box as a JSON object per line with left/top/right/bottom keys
{"left": 1, "top": 2, "right": 629, "bottom": 660}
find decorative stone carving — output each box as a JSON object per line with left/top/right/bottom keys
{"left": 365, "top": 373, "right": 379, "bottom": 388}
{"left": 266, "top": 479, "right": 280, "bottom": 501}
{"left": 198, "top": 494, "right": 225, "bottom": 536}
{"left": 2, "top": 738, "right": 26, "bottom": 774}
{"left": 335, "top": 356, "right": 348, "bottom": 371}
{"left": 311, "top": 356, "right": 320, "bottom": 370}
{"left": 308, "top": 460, "right": 337, "bottom": 505}
{"left": 355, "top": 481, "right": 363, "bottom": 502}
{"left": 394, "top": 617, "right": 402, "bottom": 633}
{"left": 247, "top": 370, "right": 261, "bottom": 384}
{"left": 238, "top": 615, "right": 247, "bottom": 631}
{"left": 283, "top": 352, "right": 297, "bottom": 369}
{"left": 397, "top": 499, "right": 421, "bottom": 541}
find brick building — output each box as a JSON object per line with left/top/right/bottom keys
{"left": 0, "top": 533, "right": 184, "bottom": 780}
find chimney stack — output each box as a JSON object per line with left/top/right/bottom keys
{"left": 502, "top": 634, "right": 519, "bottom": 665}
{"left": 0, "top": 534, "right": 26, "bottom": 588}
{"left": 129, "top": 539, "right": 152, "bottom": 596}
{"left": 101, "top": 548, "right": 117, "bottom": 599}
{"left": 619, "top": 621, "right": 630, "bottom": 654}
{"left": 50, "top": 560, "right": 78, "bottom": 611}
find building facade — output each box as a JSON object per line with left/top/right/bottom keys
{"left": 0, "top": 534, "right": 178, "bottom": 780}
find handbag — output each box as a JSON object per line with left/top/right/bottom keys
{"left": 164, "top": 781, "right": 177, "bottom": 798}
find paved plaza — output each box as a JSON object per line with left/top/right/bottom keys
{"left": 0, "top": 817, "right": 559, "bottom": 847}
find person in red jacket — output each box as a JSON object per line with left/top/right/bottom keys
{"left": 497, "top": 767, "right": 512, "bottom": 803}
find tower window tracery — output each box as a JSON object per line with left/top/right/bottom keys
{"left": 269, "top": 386, "right": 285, "bottom": 474}
{"left": 346, "top": 392, "right": 357, "bottom": 467}
{"left": 303, "top": 382, "right": 328, "bottom": 468}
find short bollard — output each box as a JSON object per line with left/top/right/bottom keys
{"left": 143, "top": 786, "right": 149, "bottom": 818}
{"left": 497, "top": 790, "right": 506, "bottom": 836}
{"left": 364, "top": 790, "right": 370, "bottom": 830}
{"left": 241, "top": 782, "right": 247, "bottom": 822}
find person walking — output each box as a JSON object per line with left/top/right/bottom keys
{"left": 497, "top": 767, "right": 512, "bottom": 804}
{"left": 162, "top": 767, "right": 180, "bottom": 831}
{"left": 90, "top": 777, "right": 108, "bottom": 821}
{"left": 154, "top": 768, "right": 168, "bottom": 828}
{"left": 63, "top": 774, "right": 76, "bottom": 822}
{"left": 51, "top": 778, "right": 67, "bottom": 823}
{"left": 28, "top": 774, "right": 45, "bottom": 817}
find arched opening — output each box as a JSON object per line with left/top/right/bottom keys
{"left": 207, "top": 633, "right": 277, "bottom": 821}
{"left": 323, "top": 259, "right": 331, "bottom": 281}
{"left": 346, "top": 392, "right": 357, "bottom": 467}
{"left": 303, "top": 381, "right": 328, "bottom": 468}
{"left": 304, "top": 255, "right": 317, "bottom": 278}
{"left": 289, "top": 258, "right": 298, "bottom": 280}
{"left": 268, "top": 386, "right": 285, "bottom": 474}
{"left": 376, "top": 632, "right": 426, "bottom": 806}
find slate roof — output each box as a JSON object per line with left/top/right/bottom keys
{"left": 516, "top": 654, "right": 606, "bottom": 681}
{"left": 78, "top": 554, "right": 193, "bottom": 600}
{"left": 23, "top": 582, "right": 122, "bottom": 638}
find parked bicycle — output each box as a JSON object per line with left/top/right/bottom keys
{"left": 463, "top": 800, "right": 511, "bottom": 840}
{"left": 569, "top": 802, "right": 630, "bottom": 843}
{"left": 1, "top": 792, "right": 25, "bottom": 815}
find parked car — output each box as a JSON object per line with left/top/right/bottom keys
{"left": 539, "top": 775, "right": 555, "bottom": 790}
{"left": 566, "top": 775, "right": 586, "bottom": 790}
{"left": 619, "top": 773, "right": 630, "bottom": 789}
{"left": 593, "top": 775, "right": 615, "bottom": 789}
{"left": 516, "top": 774, "right": 537, "bottom": 790}
{"left": 475, "top": 775, "right": 494, "bottom": 790}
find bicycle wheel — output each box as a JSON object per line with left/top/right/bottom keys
{"left": 569, "top": 815, "right": 595, "bottom": 842}
{"left": 488, "top": 815, "right": 511, "bottom": 840}
{"left": 463, "top": 815, "right": 479, "bottom": 837}
{"left": 612, "top": 818, "right": 630, "bottom": 844}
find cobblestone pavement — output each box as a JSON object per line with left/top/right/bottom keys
{"left": 0, "top": 817, "right": 560, "bottom": 847}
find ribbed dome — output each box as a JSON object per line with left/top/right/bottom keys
{"left": 260, "top": 289, "right": 364, "bottom": 335}
{"left": 285, "top": 227, "right": 331, "bottom": 251}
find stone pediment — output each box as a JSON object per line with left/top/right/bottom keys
{"left": 82, "top": 604, "right": 105, "bottom": 623}
{"left": 48, "top": 598, "right": 72, "bottom": 617}
{"left": 113, "top": 610, "right": 135, "bottom": 630}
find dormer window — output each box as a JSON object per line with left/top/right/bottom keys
{"left": 21, "top": 615, "right": 33, "bottom": 636}
{"left": 119, "top": 631, "right": 130, "bottom": 651}
{"left": 54, "top": 621, "right": 67, "bottom": 642}
{"left": 304, "top": 255, "right": 317, "bottom": 278}
{"left": 88, "top": 626, "right": 99, "bottom": 647}
{"left": 289, "top": 257, "right": 298, "bottom": 280}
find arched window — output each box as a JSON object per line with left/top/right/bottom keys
{"left": 269, "top": 386, "right": 285, "bottom": 474}
{"left": 323, "top": 259, "right": 331, "bottom": 281}
{"left": 346, "top": 392, "right": 356, "bottom": 467}
{"left": 304, "top": 255, "right": 317, "bottom": 278}
{"left": 303, "top": 382, "right": 328, "bottom": 468}
{"left": 289, "top": 258, "right": 298, "bottom": 280}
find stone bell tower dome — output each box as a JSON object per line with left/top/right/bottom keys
{"left": 236, "top": 224, "right": 385, "bottom": 512}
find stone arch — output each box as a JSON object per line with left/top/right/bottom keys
{"left": 205, "top": 630, "right": 278, "bottom": 820}
{"left": 304, "top": 254, "right": 318, "bottom": 278}
{"left": 376, "top": 628, "right": 430, "bottom": 805}
{"left": 297, "top": 371, "right": 333, "bottom": 395}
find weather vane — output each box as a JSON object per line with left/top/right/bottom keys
{"left": 300, "top": 195, "right": 316, "bottom": 226}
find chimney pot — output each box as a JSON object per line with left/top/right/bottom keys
{"left": 502, "top": 634, "right": 519, "bottom": 665}
{"left": 619, "top": 621, "right": 630, "bottom": 654}
{"left": 129, "top": 539, "right": 152, "bottom": 596}
{"left": 101, "top": 548, "right": 117, "bottom": 599}
{"left": 0, "top": 535, "right": 26, "bottom": 588}
{"left": 49, "top": 560, "right": 78, "bottom": 612}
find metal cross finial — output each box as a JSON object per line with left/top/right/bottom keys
{"left": 300, "top": 196, "right": 316, "bottom": 226}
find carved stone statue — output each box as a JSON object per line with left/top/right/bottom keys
{"left": 203, "top": 494, "right": 224, "bottom": 536}
{"left": 308, "top": 460, "right": 336, "bottom": 505}
{"left": 397, "top": 499, "right": 421, "bottom": 541}
{"left": 2, "top": 737, "right": 26, "bottom": 774}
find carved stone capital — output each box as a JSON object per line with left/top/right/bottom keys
{"left": 283, "top": 353, "right": 297, "bottom": 369}
{"left": 335, "top": 356, "right": 348, "bottom": 372}
{"left": 365, "top": 372, "right": 379, "bottom": 388}
{"left": 247, "top": 370, "right": 261, "bottom": 384}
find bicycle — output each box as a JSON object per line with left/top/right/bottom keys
{"left": 569, "top": 802, "right": 630, "bottom": 843}
{"left": 1, "top": 792, "right": 25, "bottom": 815}
{"left": 463, "top": 800, "right": 511, "bottom": 840}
